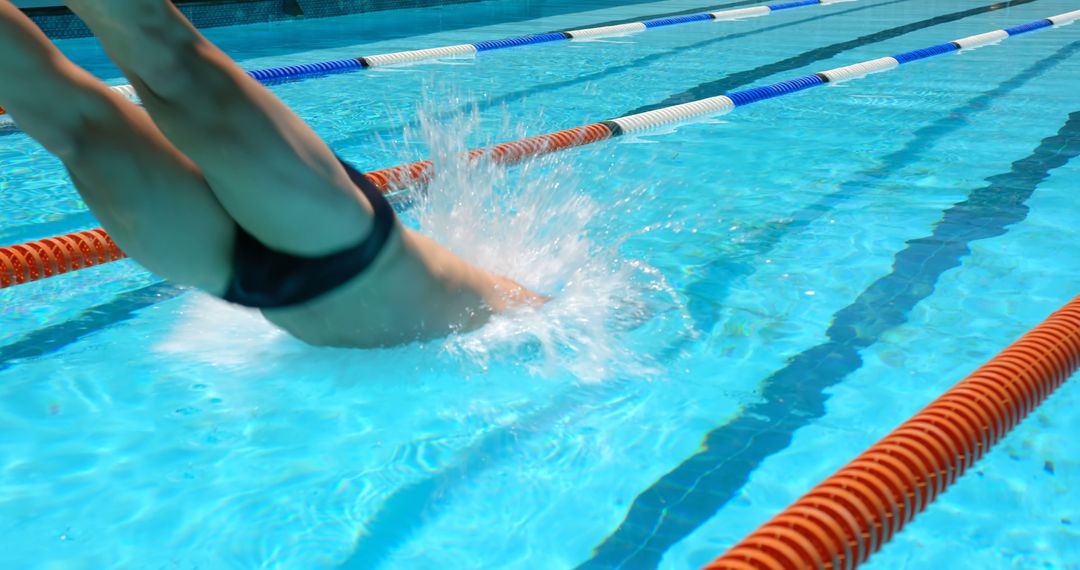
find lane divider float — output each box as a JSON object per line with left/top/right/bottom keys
{"left": 702, "top": 293, "right": 1080, "bottom": 570}
{"left": 2, "top": 10, "right": 1078, "bottom": 289}
{"left": 213, "top": 0, "right": 851, "bottom": 76}
{"left": 0, "top": 229, "right": 123, "bottom": 289}
{"left": 0, "top": 0, "right": 851, "bottom": 119}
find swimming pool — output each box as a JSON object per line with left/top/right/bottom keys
{"left": 1, "top": 0, "right": 1079, "bottom": 568}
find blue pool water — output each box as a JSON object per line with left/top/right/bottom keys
{"left": 2, "top": 0, "right": 1079, "bottom": 568}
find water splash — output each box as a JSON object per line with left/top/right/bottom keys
{"left": 401, "top": 94, "right": 692, "bottom": 381}
{"left": 160, "top": 94, "right": 692, "bottom": 382}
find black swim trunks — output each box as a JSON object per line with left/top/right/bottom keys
{"left": 222, "top": 158, "right": 396, "bottom": 309}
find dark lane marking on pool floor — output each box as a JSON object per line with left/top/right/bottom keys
{"left": 334, "top": 379, "right": 640, "bottom": 569}
{"left": 684, "top": 37, "right": 1080, "bottom": 334}
{"left": 0, "top": 282, "right": 182, "bottom": 373}
{"left": 579, "top": 107, "right": 1080, "bottom": 570}
{"left": 333, "top": 36, "right": 1080, "bottom": 570}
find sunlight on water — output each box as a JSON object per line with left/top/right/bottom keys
{"left": 159, "top": 94, "right": 691, "bottom": 382}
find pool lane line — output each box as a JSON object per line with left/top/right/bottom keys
{"left": 0, "top": 0, "right": 897, "bottom": 143}
{"left": 620, "top": 0, "right": 1048, "bottom": 115}
{"left": 1, "top": 228, "right": 125, "bottom": 289}
{"left": 703, "top": 291, "right": 1080, "bottom": 570}
{"left": 681, "top": 35, "right": 1080, "bottom": 335}
{"left": 240, "top": 1, "right": 846, "bottom": 71}
{"left": 603, "top": 8, "right": 1080, "bottom": 135}
{"left": 318, "top": 0, "right": 1047, "bottom": 166}
{"left": 548, "top": 0, "right": 772, "bottom": 32}
{"left": 2, "top": 8, "right": 1078, "bottom": 290}
{"left": 578, "top": 106, "right": 1080, "bottom": 570}
{"left": 243, "top": 0, "right": 843, "bottom": 75}
{"left": 311, "top": 6, "right": 1080, "bottom": 187}
{"left": 0, "top": 0, "right": 849, "bottom": 121}
{"left": 333, "top": 379, "right": 648, "bottom": 570}
{"left": 329, "top": 0, "right": 907, "bottom": 157}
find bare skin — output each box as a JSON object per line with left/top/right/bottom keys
{"left": 0, "top": 1, "right": 544, "bottom": 347}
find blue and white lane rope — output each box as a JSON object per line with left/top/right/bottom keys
{"left": 365, "top": 8, "right": 1080, "bottom": 191}
{"left": 268, "top": 0, "right": 854, "bottom": 74}
{"left": 0, "top": 0, "right": 849, "bottom": 124}
{"left": 305, "top": 8, "right": 1080, "bottom": 194}
{"left": 604, "top": 9, "right": 1080, "bottom": 134}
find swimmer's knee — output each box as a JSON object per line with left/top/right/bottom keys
{"left": 123, "top": 52, "right": 198, "bottom": 104}
{"left": 126, "top": 39, "right": 241, "bottom": 111}
{"left": 15, "top": 96, "right": 120, "bottom": 161}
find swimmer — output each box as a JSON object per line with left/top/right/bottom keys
{"left": 0, "top": 1, "right": 545, "bottom": 347}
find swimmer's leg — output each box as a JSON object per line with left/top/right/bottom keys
{"left": 64, "top": 0, "right": 376, "bottom": 257}
{"left": 0, "top": 2, "right": 232, "bottom": 292}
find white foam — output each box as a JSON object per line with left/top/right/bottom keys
{"left": 404, "top": 94, "right": 692, "bottom": 380}
{"left": 155, "top": 293, "right": 289, "bottom": 367}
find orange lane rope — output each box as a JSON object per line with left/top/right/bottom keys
{"left": 0, "top": 123, "right": 612, "bottom": 289}
{"left": 702, "top": 294, "right": 1080, "bottom": 570}
{"left": 365, "top": 123, "right": 611, "bottom": 191}
{"left": 0, "top": 228, "right": 124, "bottom": 288}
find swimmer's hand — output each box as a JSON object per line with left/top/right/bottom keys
{"left": 488, "top": 274, "right": 550, "bottom": 309}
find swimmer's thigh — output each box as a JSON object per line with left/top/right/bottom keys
{"left": 0, "top": 3, "right": 232, "bottom": 294}
{"left": 47, "top": 92, "right": 233, "bottom": 293}
{"left": 64, "top": 2, "right": 375, "bottom": 258}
